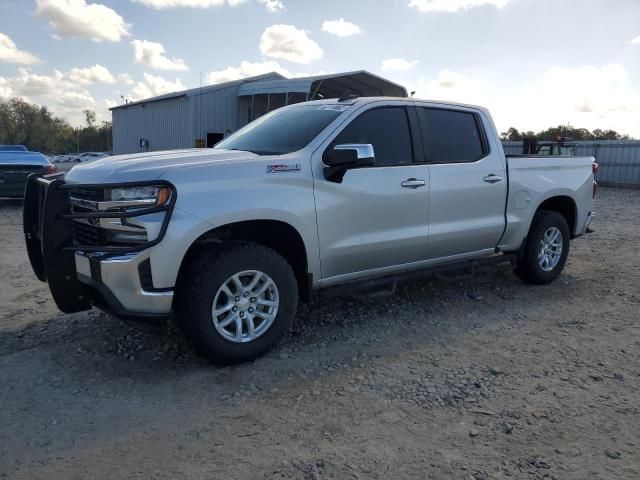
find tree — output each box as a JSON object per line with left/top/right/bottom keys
{"left": 501, "top": 125, "right": 632, "bottom": 141}
{"left": 83, "top": 109, "right": 96, "bottom": 128}
{"left": 0, "top": 96, "right": 112, "bottom": 154}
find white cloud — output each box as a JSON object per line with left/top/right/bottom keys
{"left": 6, "top": 68, "right": 65, "bottom": 97}
{"left": 58, "top": 90, "right": 96, "bottom": 109}
{"left": 403, "top": 64, "right": 640, "bottom": 138}
{"left": 0, "top": 77, "right": 13, "bottom": 97}
{"left": 381, "top": 58, "right": 419, "bottom": 71}
{"left": 409, "top": 0, "right": 510, "bottom": 13}
{"left": 36, "top": 0, "right": 130, "bottom": 42}
{"left": 68, "top": 64, "right": 115, "bottom": 84}
{"left": 407, "top": 69, "right": 490, "bottom": 105}
{"left": 321, "top": 18, "right": 362, "bottom": 37}
{"left": 0, "top": 68, "right": 101, "bottom": 125}
{"left": 258, "top": 0, "right": 284, "bottom": 12}
{"left": 207, "top": 60, "right": 291, "bottom": 84}
{"left": 117, "top": 73, "right": 135, "bottom": 85}
{"left": 0, "top": 33, "right": 40, "bottom": 65}
{"left": 435, "top": 69, "right": 467, "bottom": 88}
{"left": 530, "top": 64, "right": 638, "bottom": 114}
{"left": 130, "top": 73, "right": 186, "bottom": 100}
{"left": 207, "top": 60, "right": 326, "bottom": 84}
{"left": 260, "top": 24, "right": 323, "bottom": 64}
{"left": 631, "top": 36, "right": 640, "bottom": 45}
{"left": 496, "top": 64, "right": 640, "bottom": 137}
{"left": 132, "top": 0, "right": 251, "bottom": 8}
{"left": 131, "top": 40, "right": 188, "bottom": 71}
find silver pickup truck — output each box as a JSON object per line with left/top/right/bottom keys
{"left": 24, "top": 97, "right": 597, "bottom": 364}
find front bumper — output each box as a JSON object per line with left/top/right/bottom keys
{"left": 23, "top": 174, "right": 174, "bottom": 321}
{"left": 75, "top": 251, "right": 173, "bottom": 318}
{"left": 580, "top": 211, "right": 595, "bottom": 236}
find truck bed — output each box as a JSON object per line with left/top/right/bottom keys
{"left": 498, "top": 155, "right": 595, "bottom": 252}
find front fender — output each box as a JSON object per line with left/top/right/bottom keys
{"left": 149, "top": 161, "right": 318, "bottom": 289}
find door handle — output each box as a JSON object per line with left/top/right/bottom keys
{"left": 401, "top": 178, "right": 426, "bottom": 189}
{"left": 483, "top": 174, "right": 503, "bottom": 184}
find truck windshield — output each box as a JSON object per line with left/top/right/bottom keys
{"left": 215, "top": 105, "right": 346, "bottom": 155}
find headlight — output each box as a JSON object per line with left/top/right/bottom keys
{"left": 108, "top": 185, "right": 171, "bottom": 206}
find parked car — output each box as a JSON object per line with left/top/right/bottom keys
{"left": 72, "top": 152, "right": 110, "bottom": 163}
{"left": 0, "top": 145, "right": 28, "bottom": 152}
{"left": 24, "top": 97, "right": 596, "bottom": 364}
{"left": 1, "top": 150, "right": 56, "bottom": 198}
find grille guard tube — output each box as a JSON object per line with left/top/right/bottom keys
{"left": 23, "top": 174, "right": 177, "bottom": 313}
{"left": 23, "top": 174, "right": 91, "bottom": 313}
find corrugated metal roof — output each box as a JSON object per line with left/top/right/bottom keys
{"left": 112, "top": 70, "right": 407, "bottom": 111}
{"left": 237, "top": 70, "right": 408, "bottom": 98}
{"left": 110, "top": 72, "right": 286, "bottom": 110}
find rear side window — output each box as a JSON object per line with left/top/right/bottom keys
{"left": 333, "top": 107, "right": 413, "bottom": 166}
{"left": 419, "top": 108, "right": 486, "bottom": 163}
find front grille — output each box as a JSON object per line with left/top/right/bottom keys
{"left": 69, "top": 187, "right": 108, "bottom": 247}
{"left": 71, "top": 220, "right": 107, "bottom": 246}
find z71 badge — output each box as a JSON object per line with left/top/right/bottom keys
{"left": 266, "top": 164, "right": 301, "bottom": 173}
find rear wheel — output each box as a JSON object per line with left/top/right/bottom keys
{"left": 176, "top": 242, "right": 298, "bottom": 364}
{"left": 515, "top": 210, "right": 570, "bottom": 285}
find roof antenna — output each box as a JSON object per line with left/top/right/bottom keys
{"left": 410, "top": 91, "right": 416, "bottom": 98}
{"left": 338, "top": 90, "right": 358, "bottom": 102}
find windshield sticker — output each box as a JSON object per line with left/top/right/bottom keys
{"left": 317, "top": 105, "right": 350, "bottom": 112}
{"left": 267, "top": 163, "right": 301, "bottom": 174}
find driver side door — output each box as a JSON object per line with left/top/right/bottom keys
{"left": 313, "top": 104, "right": 430, "bottom": 284}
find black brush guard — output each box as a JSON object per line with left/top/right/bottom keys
{"left": 23, "top": 174, "right": 176, "bottom": 314}
{"left": 23, "top": 174, "right": 91, "bottom": 313}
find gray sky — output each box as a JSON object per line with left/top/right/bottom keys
{"left": 1, "top": 0, "right": 639, "bottom": 136}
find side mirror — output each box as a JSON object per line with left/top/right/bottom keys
{"left": 323, "top": 144, "right": 375, "bottom": 182}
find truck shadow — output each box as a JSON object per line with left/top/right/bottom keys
{"left": 1, "top": 262, "right": 585, "bottom": 384}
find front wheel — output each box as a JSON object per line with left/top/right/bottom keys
{"left": 515, "top": 210, "right": 570, "bottom": 285}
{"left": 175, "top": 242, "right": 298, "bottom": 364}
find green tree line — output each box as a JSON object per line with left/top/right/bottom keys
{"left": 0, "top": 97, "right": 112, "bottom": 154}
{"left": 501, "top": 125, "right": 632, "bottom": 141}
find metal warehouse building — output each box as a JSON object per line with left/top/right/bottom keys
{"left": 110, "top": 70, "right": 407, "bottom": 155}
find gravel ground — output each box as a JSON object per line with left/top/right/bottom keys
{"left": 1, "top": 187, "right": 639, "bottom": 479}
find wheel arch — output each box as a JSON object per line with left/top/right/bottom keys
{"left": 535, "top": 195, "right": 578, "bottom": 237}
{"left": 176, "top": 219, "right": 312, "bottom": 302}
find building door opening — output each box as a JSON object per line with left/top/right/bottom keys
{"left": 207, "top": 132, "right": 224, "bottom": 147}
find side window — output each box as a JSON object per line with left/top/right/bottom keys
{"left": 419, "top": 108, "right": 486, "bottom": 163}
{"left": 333, "top": 107, "right": 413, "bottom": 166}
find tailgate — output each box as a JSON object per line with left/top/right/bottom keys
{"left": 23, "top": 174, "right": 91, "bottom": 313}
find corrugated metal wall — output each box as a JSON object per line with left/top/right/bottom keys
{"left": 502, "top": 141, "right": 640, "bottom": 187}
{"left": 112, "top": 97, "right": 191, "bottom": 155}
{"left": 190, "top": 85, "right": 239, "bottom": 141}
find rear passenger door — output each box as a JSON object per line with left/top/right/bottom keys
{"left": 313, "top": 104, "right": 430, "bottom": 283}
{"left": 417, "top": 106, "right": 507, "bottom": 259}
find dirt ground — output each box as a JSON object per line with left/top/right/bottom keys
{"left": 1, "top": 187, "right": 639, "bottom": 480}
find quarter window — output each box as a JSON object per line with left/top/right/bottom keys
{"left": 333, "top": 107, "right": 413, "bottom": 166}
{"left": 419, "top": 108, "right": 486, "bottom": 163}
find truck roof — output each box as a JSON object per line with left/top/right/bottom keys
{"left": 302, "top": 96, "right": 488, "bottom": 112}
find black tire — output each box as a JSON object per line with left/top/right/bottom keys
{"left": 515, "top": 210, "right": 570, "bottom": 285}
{"left": 175, "top": 242, "right": 298, "bottom": 365}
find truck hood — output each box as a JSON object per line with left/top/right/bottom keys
{"left": 64, "top": 149, "right": 259, "bottom": 184}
